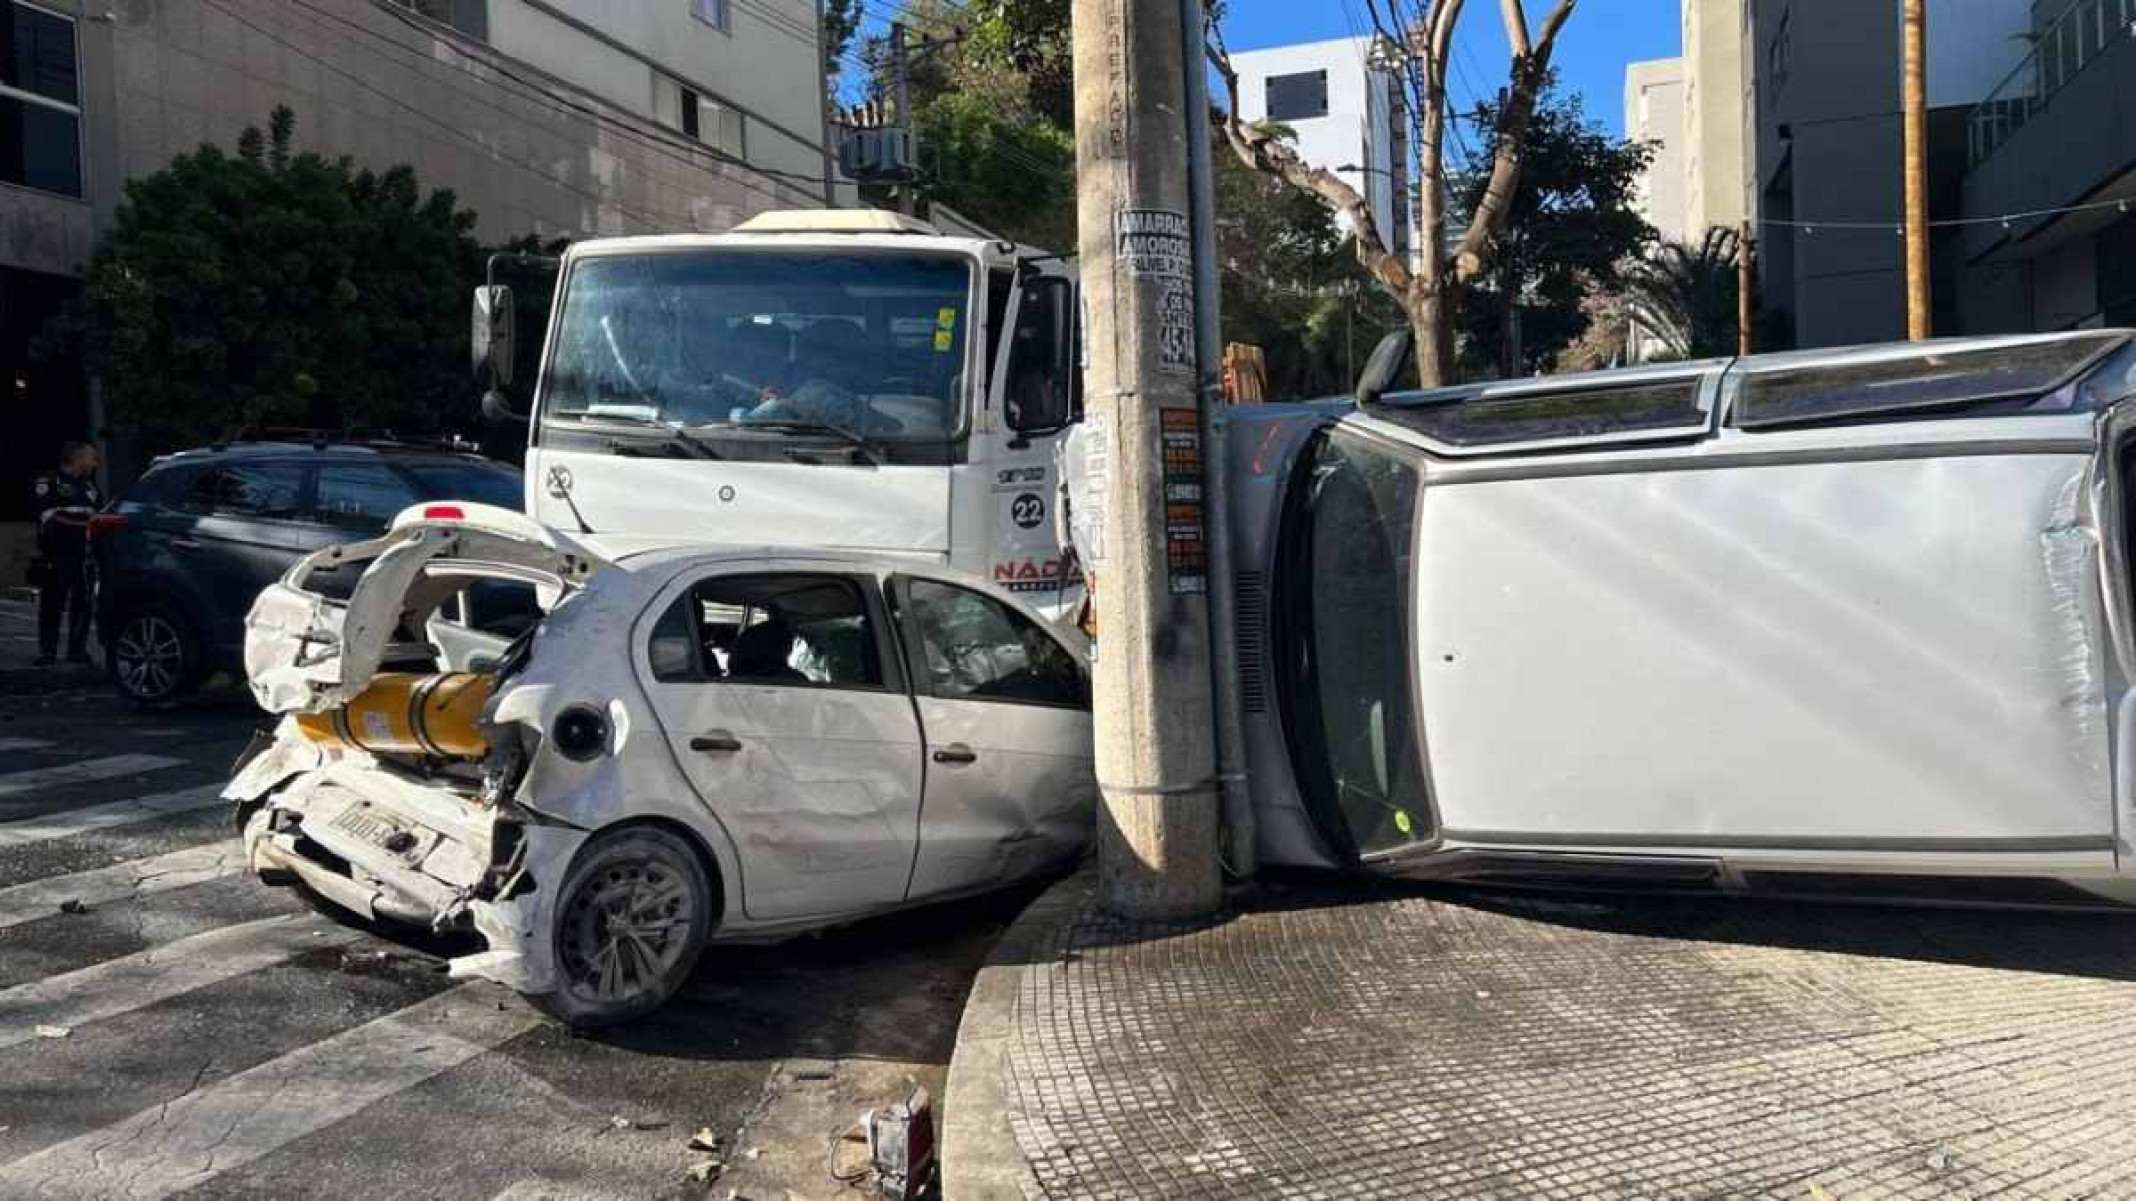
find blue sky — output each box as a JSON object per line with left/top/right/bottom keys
{"left": 1217, "top": 0, "right": 1681, "bottom": 138}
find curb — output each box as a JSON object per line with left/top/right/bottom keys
{"left": 941, "top": 867, "right": 1094, "bottom": 1201}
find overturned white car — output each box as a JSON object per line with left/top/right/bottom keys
{"left": 227, "top": 503, "right": 1096, "bottom": 1025}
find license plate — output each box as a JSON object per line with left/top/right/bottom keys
{"left": 330, "top": 803, "right": 409, "bottom": 851}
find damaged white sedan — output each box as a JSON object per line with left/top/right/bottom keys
{"left": 228, "top": 503, "right": 1095, "bottom": 1025}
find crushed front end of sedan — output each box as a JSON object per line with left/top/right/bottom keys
{"left": 228, "top": 503, "right": 1096, "bottom": 1026}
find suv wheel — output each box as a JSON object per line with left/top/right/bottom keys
{"left": 108, "top": 602, "right": 202, "bottom": 704}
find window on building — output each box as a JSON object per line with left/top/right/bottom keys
{"left": 669, "top": 79, "right": 744, "bottom": 158}
{"left": 0, "top": 1, "right": 82, "bottom": 198}
{"left": 691, "top": 0, "right": 730, "bottom": 33}
{"left": 384, "top": 0, "right": 488, "bottom": 40}
{"left": 1265, "top": 69, "right": 1329, "bottom": 122}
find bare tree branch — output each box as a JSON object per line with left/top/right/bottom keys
{"left": 1206, "top": 32, "right": 1414, "bottom": 296}
{"left": 1452, "top": 0, "right": 1576, "bottom": 280}
{"left": 1500, "top": 0, "right": 1532, "bottom": 56}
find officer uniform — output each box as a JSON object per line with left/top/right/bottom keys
{"left": 31, "top": 469, "right": 99, "bottom": 662}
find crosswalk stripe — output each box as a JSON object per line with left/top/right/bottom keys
{"left": 0, "top": 914, "right": 359, "bottom": 1051}
{"left": 0, "top": 841, "right": 244, "bottom": 930}
{"left": 0, "top": 754, "right": 187, "bottom": 799}
{"left": 0, "top": 738, "right": 55, "bottom": 754}
{"left": 0, "top": 983, "right": 542, "bottom": 1200}
{"left": 0, "top": 783, "right": 226, "bottom": 848}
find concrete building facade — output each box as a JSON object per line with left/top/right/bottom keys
{"left": 1230, "top": 36, "right": 1410, "bottom": 264}
{"left": 1681, "top": 0, "right": 1747, "bottom": 238}
{"left": 0, "top": 0, "right": 831, "bottom": 556}
{"left": 1744, "top": 0, "right": 2131, "bottom": 349}
{"left": 1625, "top": 56, "right": 1689, "bottom": 245}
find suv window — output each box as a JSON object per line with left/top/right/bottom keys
{"left": 181, "top": 464, "right": 305, "bottom": 519}
{"left": 315, "top": 464, "right": 420, "bottom": 530}
{"left": 650, "top": 573, "right": 885, "bottom": 689}
{"left": 902, "top": 579, "right": 1086, "bottom": 707}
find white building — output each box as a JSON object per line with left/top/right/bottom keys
{"left": 1625, "top": 56, "right": 1689, "bottom": 245}
{"left": 1229, "top": 36, "right": 1409, "bottom": 263}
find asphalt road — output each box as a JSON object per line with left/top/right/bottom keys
{"left": 0, "top": 600, "right": 1029, "bottom": 1200}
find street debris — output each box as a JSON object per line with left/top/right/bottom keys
{"left": 608, "top": 1115, "right": 633, "bottom": 1131}
{"left": 684, "top": 1158, "right": 723, "bottom": 1185}
{"left": 56, "top": 899, "right": 88, "bottom": 915}
{"left": 1927, "top": 1147, "right": 1958, "bottom": 1172}
{"left": 34, "top": 1024, "right": 71, "bottom": 1039}
{"left": 830, "top": 1084, "right": 936, "bottom": 1201}
{"left": 688, "top": 1127, "right": 722, "bottom": 1153}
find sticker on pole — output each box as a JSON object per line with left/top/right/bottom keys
{"left": 1161, "top": 408, "right": 1207, "bottom": 595}
{"left": 1156, "top": 284, "right": 1195, "bottom": 376}
{"left": 1115, "top": 209, "right": 1191, "bottom": 280}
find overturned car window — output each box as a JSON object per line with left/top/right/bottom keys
{"left": 1732, "top": 332, "right": 2130, "bottom": 428}
{"left": 650, "top": 573, "right": 884, "bottom": 689}
{"left": 1277, "top": 428, "right": 1431, "bottom": 859}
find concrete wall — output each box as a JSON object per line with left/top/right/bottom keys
{"left": 1929, "top": 0, "right": 2033, "bottom": 106}
{"left": 486, "top": 0, "right": 827, "bottom": 185}
{"left": 1625, "top": 57, "right": 1688, "bottom": 245}
{"left": 1682, "top": 0, "right": 1747, "bottom": 237}
{"left": 1233, "top": 37, "right": 1399, "bottom": 250}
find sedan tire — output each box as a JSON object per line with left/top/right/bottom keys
{"left": 107, "top": 602, "right": 203, "bottom": 705}
{"left": 535, "top": 825, "right": 715, "bottom": 1027}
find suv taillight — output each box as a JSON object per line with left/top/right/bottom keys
{"left": 87, "top": 513, "right": 128, "bottom": 540}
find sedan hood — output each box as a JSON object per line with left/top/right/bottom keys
{"left": 245, "top": 502, "right": 602, "bottom": 715}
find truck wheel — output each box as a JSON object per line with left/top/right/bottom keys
{"left": 534, "top": 825, "right": 714, "bottom": 1027}
{"left": 107, "top": 602, "right": 202, "bottom": 705}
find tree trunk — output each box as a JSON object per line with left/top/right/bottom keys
{"left": 1410, "top": 284, "right": 1455, "bottom": 388}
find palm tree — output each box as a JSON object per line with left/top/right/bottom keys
{"left": 1624, "top": 227, "right": 1741, "bottom": 361}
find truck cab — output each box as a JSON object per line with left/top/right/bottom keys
{"left": 479, "top": 209, "right": 1084, "bottom": 618}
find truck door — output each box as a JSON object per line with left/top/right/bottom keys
{"left": 972, "top": 272, "right": 1082, "bottom": 612}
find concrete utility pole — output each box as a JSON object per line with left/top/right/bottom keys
{"left": 1901, "top": 0, "right": 1930, "bottom": 340}
{"left": 1738, "top": 219, "right": 1755, "bottom": 357}
{"left": 1071, "top": 0, "right": 1223, "bottom": 919}
{"left": 890, "top": 22, "right": 915, "bottom": 216}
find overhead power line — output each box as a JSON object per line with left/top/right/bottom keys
{"left": 1761, "top": 195, "right": 2136, "bottom": 233}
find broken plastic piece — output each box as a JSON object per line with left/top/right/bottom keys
{"left": 34, "top": 1025, "right": 70, "bottom": 1039}
{"left": 688, "top": 1127, "right": 721, "bottom": 1152}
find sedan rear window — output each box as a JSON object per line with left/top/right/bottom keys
{"left": 400, "top": 462, "right": 523, "bottom": 511}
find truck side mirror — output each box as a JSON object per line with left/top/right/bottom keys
{"left": 480, "top": 389, "right": 527, "bottom": 425}
{"left": 472, "top": 285, "right": 515, "bottom": 387}
{"left": 1355, "top": 328, "right": 1413, "bottom": 406}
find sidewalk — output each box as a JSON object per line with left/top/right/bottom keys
{"left": 945, "top": 869, "right": 2136, "bottom": 1199}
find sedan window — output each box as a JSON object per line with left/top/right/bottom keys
{"left": 315, "top": 464, "right": 420, "bottom": 530}
{"left": 902, "top": 579, "right": 1087, "bottom": 708}
{"left": 649, "top": 573, "right": 884, "bottom": 689}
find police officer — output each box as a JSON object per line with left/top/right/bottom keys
{"left": 31, "top": 442, "right": 101, "bottom": 667}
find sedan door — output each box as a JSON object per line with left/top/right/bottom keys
{"left": 892, "top": 574, "right": 1095, "bottom": 900}
{"left": 637, "top": 570, "right": 924, "bottom": 921}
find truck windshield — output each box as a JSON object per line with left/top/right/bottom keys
{"left": 540, "top": 250, "right": 974, "bottom": 446}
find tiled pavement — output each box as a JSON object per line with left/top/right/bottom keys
{"left": 951, "top": 872, "right": 2136, "bottom": 1199}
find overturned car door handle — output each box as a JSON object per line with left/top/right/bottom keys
{"left": 932, "top": 743, "right": 977, "bottom": 765}
{"left": 690, "top": 732, "right": 743, "bottom": 753}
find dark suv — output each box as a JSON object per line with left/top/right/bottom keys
{"left": 91, "top": 441, "right": 522, "bottom": 703}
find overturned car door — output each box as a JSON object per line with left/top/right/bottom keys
{"left": 635, "top": 567, "right": 923, "bottom": 921}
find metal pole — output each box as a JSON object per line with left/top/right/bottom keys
{"left": 891, "top": 22, "right": 916, "bottom": 216}
{"left": 816, "top": 0, "right": 837, "bottom": 206}
{"left": 1738, "top": 218, "right": 1755, "bottom": 357}
{"left": 1072, "top": 0, "right": 1223, "bottom": 918}
{"left": 1902, "top": 0, "right": 1930, "bottom": 340}
{"left": 1177, "top": 0, "right": 1254, "bottom": 877}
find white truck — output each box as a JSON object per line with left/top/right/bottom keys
{"left": 474, "top": 209, "right": 1085, "bottom": 615}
